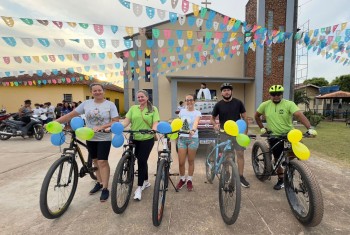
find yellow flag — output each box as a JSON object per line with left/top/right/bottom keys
{"left": 192, "top": 4, "right": 199, "bottom": 16}
{"left": 187, "top": 31, "right": 193, "bottom": 39}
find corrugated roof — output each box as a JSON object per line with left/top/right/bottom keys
{"left": 0, "top": 72, "right": 124, "bottom": 92}
{"left": 316, "top": 91, "right": 350, "bottom": 99}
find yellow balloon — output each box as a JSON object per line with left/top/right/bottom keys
{"left": 292, "top": 142, "right": 310, "bottom": 160}
{"left": 46, "top": 121, "right": 63, "bottom": 134}
{"left": 287, "top": 129, "right": 303, "bottom": 143}
{"left": 171, "top": 119, "right": 183, "bottom": 131}
{"left": 236, "top": 133, "right": 251, "bottom": 147}
{"left": 223, "top": 120, "right": 239, "bottom": 136}
{"left": 75, "top": 127, "right": 94, "bottom": 140}
{"left": 169, "top": 133, "right": 178, "bottom": 140}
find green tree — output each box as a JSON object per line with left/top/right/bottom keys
{"left": 294, "top": 90, "right": 311, "bottom": 110}
{"left": 303, "top": 77, "right": 329, "bottom": 87}
{"left": 330, "top": 74, "right": 350, "bottom": 92}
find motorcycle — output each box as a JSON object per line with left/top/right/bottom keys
{"left": 0, "top": 115, "right": 44, "bottom": 140}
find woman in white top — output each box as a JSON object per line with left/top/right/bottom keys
{"left": 176, "top": 94, "right": 201, "bottom": 191}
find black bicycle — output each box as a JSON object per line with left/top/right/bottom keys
{"left": 110, "top": 129, "right": 155, "bottom": 214}
{"left": 40, "top": 130, "right": 97, "bottom": 219}
{"left": 251, "top": 131, "right": 324, "bottom": 227}
{"left": 152, "top": 130, "right": 187, "bottom": 226}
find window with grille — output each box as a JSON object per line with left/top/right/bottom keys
{"left": 63, "top": 94, "right": 72, "bottom": 102}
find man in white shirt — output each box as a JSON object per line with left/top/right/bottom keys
{"left": 197, "top": 83, "right": 212, "bottom": 100}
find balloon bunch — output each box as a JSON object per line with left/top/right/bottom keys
{"left": 157, "top": 119, "right": 183, "bottom": 140}
{"left": 110, "top": 122, "right": 124, "bottom": 148}
{"left": 46, "top": 117, "right": 95, "bottom": 146}
{"left": 223, "top": 120, "right": 250, "bottom": 147}
{"left": 287, "top": 129, "right": 310, "bottom": 160}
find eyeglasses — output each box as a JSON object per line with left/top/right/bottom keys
{"left": 185, "top": 99, "right": 194, "bottom": 102}
{"left": 270, "top": 92, "right": 282, "bottom": 97}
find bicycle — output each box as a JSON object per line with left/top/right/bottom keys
{"left": 251, "top": 131, "right": 324, "bottom": 227}
{"left": 205, "top": 131, "right": 255, "bottom": 225}
{"left": 110, "top": 129, "right": 155, "bottom": 214}
{"left": 152, "top": 129, "right": 187, "bottom": 227}
{"left": 40, "top": 129, "right": 97, "bottom": 219}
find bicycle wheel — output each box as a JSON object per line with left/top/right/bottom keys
{"left": 251, "top": 141, "right": 272, "bottom": 181}
{"left": 284, "top": 159, "right": 324, "bottom": 227}
{"left": 40, "top": 156, "right": 78, "bottom": 219}
{"left": 111, "top": 154, "right": 134, "bottom": 214}
{"left": 219, "top": 154, "right": 241, "bottom": 225}
{"left": 205, "top": 142, "right": 216, "bottom": 183}
{"left": 33, "top": 124, "right": 44, "bottom": 140}
{"left": 152, "top": 158, "right": 169, "bottom": 226}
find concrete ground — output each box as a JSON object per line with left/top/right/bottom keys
{"left": 0, "top": 134, "right": 349, "bottom": 235}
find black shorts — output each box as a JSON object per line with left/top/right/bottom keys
{"left": 86, "top": 141, "right": 112, "bottom": 161}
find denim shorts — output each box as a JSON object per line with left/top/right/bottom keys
{"left": 177, "top": 137, "right": 199, "bottom": 150}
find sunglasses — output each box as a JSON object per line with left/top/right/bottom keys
{"left": 185, "top": 99, "right": 194, "bottom": 102}
{"left": 270, "top": 92, "right": 282, "bottom": 97}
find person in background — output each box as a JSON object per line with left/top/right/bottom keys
{"left": 61, "top": 102, "right": 72, "bottom": 116}
{"left": 255, "top": 85, "right": 317, "bottom": 190}
{"left": 33, "top": 103, "right": 42, "bottom": 116}
{"left": 54, "top": 103, "right": 62, "bottom": 119}
{"left": 197, "top": 83, "right": 212, "bottom": 100}
{"left": 18, "top": 99, "right": 33, "bottom": 124}
{"left": 175, "top": 101, "right": 185, "bottom": 115}
{"left": 71, "top": 102, "right": 78, "bottom": 110}
{"left": 210, "top": 83, "right": 250, "bottom": 188}
{"left": 55, "top": 83, "right": 119, "bottom": 202}
{"left": 122, "top": 90, "right": 160, "bottom": 201}
{"left": 45, "top": 102, "right": 55, "bottom": 123}
{"left": 176, "top": 94, "right": 201, "bottom": 191}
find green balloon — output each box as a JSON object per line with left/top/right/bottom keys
{"left": 236, "top": 134, "right": 250, "bottom": 147}
{"left": 76, "top": 127, "right": 94, "bottom": 140}
{"left": 46, "top": 121, "right": 63, "bottom": 134}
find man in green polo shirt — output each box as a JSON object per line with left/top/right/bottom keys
{"left": 254, "top": 85, "right": 317, "bottom": 190}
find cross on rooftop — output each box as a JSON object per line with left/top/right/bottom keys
{"left": 201, "top": 0, "right": 211, "bottom": 8}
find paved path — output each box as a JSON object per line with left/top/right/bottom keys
{"left": 0, "top": 134, "right": 349, "bottom": 234}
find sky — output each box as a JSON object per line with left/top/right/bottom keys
{"left": 0, "top": 0, "right": 349, "bottom": 84}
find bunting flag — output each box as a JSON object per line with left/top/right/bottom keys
{"left": 1, "top": 52, "right": 117, "bottom": 64}
{"left": 1, "top": 15, "right": 120, "bottom": 35}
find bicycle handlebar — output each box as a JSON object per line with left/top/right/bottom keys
{"left": 261, "top": 131, "right": 315, "bottom": 139}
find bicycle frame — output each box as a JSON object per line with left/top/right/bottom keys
{"left": 258, "top": 135, "right": 294, "bottom": 177}
{"left": 206, "top": 138, "right": 234, "bottom": 175}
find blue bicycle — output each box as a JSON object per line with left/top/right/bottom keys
{"left": 205, "top": 132, "right": 255, "bottom": 225}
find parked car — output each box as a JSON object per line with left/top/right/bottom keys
{"left": 194, "top": 100, "right": 219, "bottom": 147}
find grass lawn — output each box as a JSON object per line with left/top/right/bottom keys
{"left": 250, "top": 121, "right": 350, "bottom": 166}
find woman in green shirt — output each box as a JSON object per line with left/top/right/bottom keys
{"left": 122, "top": 90, "right": 160, "bottom": 201}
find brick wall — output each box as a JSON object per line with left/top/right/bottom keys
{"left": 245, "top": 0, "right": 287, "bottom": 101}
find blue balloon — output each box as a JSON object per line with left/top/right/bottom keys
{"left": 51, "top": 132, "right": 65, "bottom": 146}
{"left": 111, "top": 122, "right": 124, "bottom": 135}
{"left": 70, "top": 117, "right": 84, "bottom": 131}
{"left": 112, "top": 134, "right": 124, "bottom": 148}
{"left": 236, "top": 119, "right": 247, "bottom": 133}
{"left": 157, "top": 121, "right": 172, "bottom": 134}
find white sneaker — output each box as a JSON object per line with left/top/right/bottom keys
{"left": 141, "top": 181, "right": 151, "bottom": 191}
{"left": 134, "top": 187, "right": 142, "bottom": 201}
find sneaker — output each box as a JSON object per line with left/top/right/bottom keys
{"left": 240, "top": 176, "right": 250, "bottom": 188}
{"left": 176, "top": 179, "right": 187, "bottom": 190}
{"left": 187, "top": 180, "right": 193, "bottom": 191}
{"left": 100, "top": 188, "right": 109, "bottom": 202}
{"left": 134, "top": 187, "right": 142, "bottom": 201}
{"left": 141, "top": 181, "right": 151, "bottom": 191}
{"left": 274, "top": 178, "right": 284, "bottom": 190}
{"left": 89, "top": 182, "right": 103, "bottom": 195}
